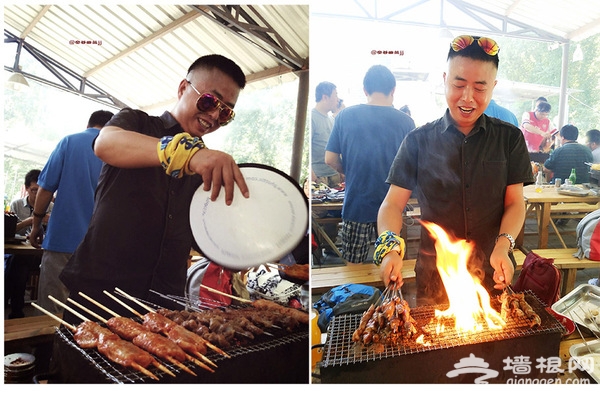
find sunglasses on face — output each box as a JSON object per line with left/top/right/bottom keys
{"left": 186, "top": 80, "right": 235, "bottom": 126}
{"left": 451, "top": 35, "right": 500, "bottom": 56}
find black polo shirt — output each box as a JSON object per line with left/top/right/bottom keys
{"left": 387, "top": 110, "right": 533, "bottom": 304}
{"left": 60, "top": 109, "right": 203, "bottom": 312}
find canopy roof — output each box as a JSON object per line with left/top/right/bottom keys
{"left": 4, "top": 4, "right": 309, "bottom": 112}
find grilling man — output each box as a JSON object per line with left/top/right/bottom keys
{"left": 375, "top": 35, "right": 533, "bottom": 306}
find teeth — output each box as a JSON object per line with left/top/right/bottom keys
{"left": 459, "top": 107, "right": 473, "bottom": 113}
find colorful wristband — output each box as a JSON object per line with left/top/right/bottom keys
{"left": 373, "top": 230, "right": 405, "bottom": 266}
{"left": 157, "top": 132, "right": 206, "bottom": 178}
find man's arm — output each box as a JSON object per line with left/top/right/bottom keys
{"left": 95, "top": 126, "right": 248, "bottom": 205}
{"left": 377, "top": 185, "right": 412, "bottom": 287}
{"left": 29, "top": 188, "right": 54, "bottom": 248}
{"left": 490, "top": 183, "right": 526, "bottom": 289}
{"left": 324, "top": 150, "right": 343, "bottom": 174}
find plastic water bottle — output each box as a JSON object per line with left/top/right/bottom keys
{"left": 569, "top": 168, "right": 577, "bottom": 185}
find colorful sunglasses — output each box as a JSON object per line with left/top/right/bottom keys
{"left": 451, "top": 35, "right": 500, "bottom": 57}
{"left": 187, "top": 81, "right": 235, "bottom": 126}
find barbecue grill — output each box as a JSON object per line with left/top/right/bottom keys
{"left": 319, "top": 291, "right": 565, "bottom": 383}
{"left": 46, "top": 303, "right": 309, "bottom": 383}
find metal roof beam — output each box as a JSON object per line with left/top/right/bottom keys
{"left": 192, "top": 4, "right": 305, "bottom": 70}
{"left": 4, "top": 30, "right": 128, "bottom": 109}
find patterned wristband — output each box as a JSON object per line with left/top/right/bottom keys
{"left": 373, "top": 230, "right": 405, "bottom": 266}
{"left": 157, "top": 133, "right": 206, "bottom": 178}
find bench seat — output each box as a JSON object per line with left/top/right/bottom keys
{"left": 531, "top": 248, "right": 600, "bottom": 296}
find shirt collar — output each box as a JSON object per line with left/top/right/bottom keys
{"left": 441, "top": 109, "right": 486, "bottom": 136}
{"left": 160, "top": 111, "right": 184, "bottom": 133}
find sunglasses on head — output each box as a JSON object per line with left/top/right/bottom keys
{"left": 186, "top": 80, "right": 235, "bottom": 126}
{"left": 451, "top": 35, "right": 500, "bottom": 56}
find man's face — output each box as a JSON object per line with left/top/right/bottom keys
{"left": 175, "top": 68, "right": 241, "bottom": 138}
{"left": 325, "top": 89, "right": 339, "bottom": 113}
{"left": 444, "top": 56, "right": 497, "bottom": 134}
{"left": 535, "top": 111, "right": 550, "bottom": 120}
{"left": 26, "top": 182, "right": 39, "bottom": 204}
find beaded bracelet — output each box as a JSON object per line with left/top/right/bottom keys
{"left": 373, "top": 230, "right": 406, "bottom": 266}
{"left": 157, "top": 132, "right": 206, "bottom": 178}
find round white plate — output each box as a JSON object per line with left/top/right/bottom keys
{"left": 190, "top": 163, "right": 308, "bottom": 270}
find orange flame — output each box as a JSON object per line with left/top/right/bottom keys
{"left": 421, "top": 221, "right": 505, "bottom": 335}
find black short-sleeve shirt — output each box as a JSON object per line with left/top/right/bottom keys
{"left": 387, "top": 110, "right": 533, "bottom": 303}
{"left": 60, "top": 109, "right": 203, "bottom": 305}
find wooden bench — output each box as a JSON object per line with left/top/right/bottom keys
{"left": 4, "top": 314, "right": 60, "bottom": 343}
{"left": 530, "top": 248, "right": 600, "bottom": 296}
{"left": 311, "top": 250, "right": 529, "bottom": 294}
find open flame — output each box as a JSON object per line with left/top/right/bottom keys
{"left": 421, "top": 221, "right": 505, "bottom": 335}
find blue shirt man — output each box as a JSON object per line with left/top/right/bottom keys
{"left": 484, "top": 99, "right": 518, "bottom": 127}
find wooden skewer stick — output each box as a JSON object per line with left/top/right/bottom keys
{"left": 31, "top": 302, "right": 76, "bottom": 331}
{"left": 32, "top": 302, "right": 161, "bottom": 381}
{"left": 114, "top": 287, "right": 155, "bottom": 313}
{"left": 67, "top": 298, "right": 107, "bottom": 323}
{"left": 130, "top": 361, "right": 160, "bottom": 381}
{"left": 199, "top": 284, "right": 251, "bottom": 304}
{"left": 103, "top": 290, "right": 144, "bottom": 318}
{"left": 48, "top": 295, "right": 91, "bottom": 323}
{"left": 78, "top": 292, "right": 120, "bottom": 317}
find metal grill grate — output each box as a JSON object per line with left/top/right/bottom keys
{"left": 322, "top": 291, "right": 565, "bottom": 368}
{"left": 55, "top": 311, "right": 308, "bottom": 383}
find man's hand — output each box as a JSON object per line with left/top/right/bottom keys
{"left": 188, "top": 148, "right": 249, "bottom": 205}
{"left": 29, "top": 221, "right": 45, "bottom": 248}
{"left": 490, "top": 247, "right": 515, "bottom": 290}
{"left": 380, "top": 250, "right": 404, "bottom": 289}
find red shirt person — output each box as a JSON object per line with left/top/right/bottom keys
{"left": 520, "top": 101, "right": 557, "bottom": 153}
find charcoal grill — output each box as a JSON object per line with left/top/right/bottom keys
{"left": 319, "top": 291, "right": 565, "bottom": 383}
{"left": 47, "top": 304, "right": 308, "bottom": 383}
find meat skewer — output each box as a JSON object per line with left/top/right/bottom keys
{"left": 33, "top": 300, "right": 163, "bottom": 381}
{"left": 70, "top": 298, "right": 203, "bottom": 376}
{"left": 113, "top": 288, "right": 230, "bottom": 359}
{"left": 199, "top": 283, "right": 309, "bottom": 325}
{"left": 79, "top": 291, "right": 217, "bottom": 371}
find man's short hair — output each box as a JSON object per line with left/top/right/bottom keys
{"left": 560, "top": 124, "right": 579, "bottom": 141}
{"left": 536, "top": 101, "right": 551, "bottom": 113}
{"left": 88, "top": 110, "right": 114, "bottom": 128}
{"left": 315, "top": 81, "right": 336, "bottom": 102}
{"left": 447, "top": 36, "right": 499, "bottom": 69}
{"left": 536, "top": 96, "right": 548, "bottom": 103}
{"left": 587, "top": 129, "right": 600, "bottom": 144}
{"left": 187, "top": 54, "right": 246, "bottom": 89}
{"left": 24, "top": 169, "right": 40, "bottom": 188}
{"left": 363, "top": 65, "right": 396, "bottom": 95}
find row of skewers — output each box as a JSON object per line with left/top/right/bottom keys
{"left": 35, "top": 287, "right": 309, "bottom": 381}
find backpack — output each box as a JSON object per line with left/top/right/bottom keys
{"left": 575, "top": 209, "right": 600, "bottom": 261}
{"left": 186, "top": 258, "right": 234, "bottom": 307}
{"left": 513, "top": 251, "right": 561, "bottom": 306}
{"left": 313, "top": 283, "right": 381, "bottom": 332}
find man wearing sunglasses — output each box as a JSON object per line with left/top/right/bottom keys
{"left": 59, "top": 54, "right": 249, "bottom": 323}
{"left": 375, "top": 36, "right": 533, "bottom": 306}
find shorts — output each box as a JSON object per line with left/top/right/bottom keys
{"left": 340, "top": 220, "right": 376, "bottom": 263}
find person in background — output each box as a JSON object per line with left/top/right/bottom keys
{"left": 399, "top": 104, "right": 412, "bottom": 117}
{"left": 58, "top": 54, "right": 249, "bottom": 324}
{"left": 311, "top": 81, "right": 344, "bottom": 187}
{"left": 484, "top": 98, "right": 518, "bottom": 127}
{"left": 376, "top": 35, "right": 533, "bottom": 306}
{"left": 5, "top": 169, "right": 53, "bottom": 318}
{"left": 29, "top": 109, "right": 114, "bottom": 315}
{"left": 520, "top": 100, "right": 557, "bottom": 153}
{"left": 543, "top": 124, "right": 593, "bottom": 184}
{"left": 586, "top": 128, "right": 600, "bottom": 164}
{"left": 325, "top": 64, "right": 415, "bottom": 264}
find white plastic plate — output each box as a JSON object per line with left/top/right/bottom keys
{"left": 190, "top": 163, "right": 308, "bottom": 270}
